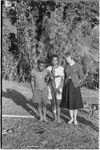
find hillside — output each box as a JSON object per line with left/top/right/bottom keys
{"left": 2, "top": 80, "right": 99, "bottom": 149}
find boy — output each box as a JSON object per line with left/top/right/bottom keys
{"left": 31, "top": 58, "right": 49, "bottom": 122}
{"left": 47, "top": 55, "right": 64, "bottom": 122}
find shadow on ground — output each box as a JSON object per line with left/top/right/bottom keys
{"left": 61, "top": 108, "right": 99, "bottom": 132}
{"left": 2, "top": 89, "right": 39, "bottom": 119}
{"left": 2, "top": 89, "right": 54, "bottom": 121}
{"left": 77, "top": 116, "right": 99, "bottom": 132}
{"left": 2, "top": 89, "right": 99, "bottom": 132}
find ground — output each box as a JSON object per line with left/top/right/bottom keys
{"left": 2, "top": 80, "right": 99, "bottom": 149}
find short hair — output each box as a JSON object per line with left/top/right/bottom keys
{"left": 65, "top": 51, "right": 71, "bottom": 58}
{"left": 37, "top": 58, "right": 46, "bottom": 64}
{"left": 52, "top": 54, "right": 59, "bottom": 61}
{"left": 65, "top": 52, "right": 77, "bottom": 62}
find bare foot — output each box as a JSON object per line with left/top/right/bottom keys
{"left": 68, "top": 119, "right": 73, "bottom": 124}
{"left": 44, "top": 118, "right": 48, "bottom": 122}
{"left": 54, "top": 116, "right": 58, "bottom": 121}
{"left": 54, "top": 113, "right": 57, "bottom": 118}
{"left": 39, "top": 117, "right": 43, "bottom": 121}
{"left": 58, "top": 118, "right": 61, "bottom": 123}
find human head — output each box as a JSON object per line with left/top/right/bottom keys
{"left": 65, "top": 52, "right": 74, "bottom": 64}
{"left": 51, "top": 54, "right": 59, "bottom": 66}
{"left": 37, "top": 58, "right": 46, "bottom": 71}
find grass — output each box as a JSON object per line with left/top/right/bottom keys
{"left": 2, "top": 80, "right": 99, "bottom": 149}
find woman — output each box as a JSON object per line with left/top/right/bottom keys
{"left": 60, "top": 52, "right": 84, "bottom": 125}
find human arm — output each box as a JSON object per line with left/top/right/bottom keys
{"left": 47, "top": 66, "right": 56, "bottom": 88}
{"left": 64, "top": 66, "right": 72, "bottom": 85}
{"left": 78, "top": 65, "right": 84, "bottom": 85}
{"left": 65, "top": 65, "right": 72, "bottom": 79}
{"left": 45, "top": 70, "right": 51, "bottom": 83}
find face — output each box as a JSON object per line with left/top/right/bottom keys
{"left": 66, "top": 56, "right": 72, "bottom": 64}
{"left": 52, "top": 57, "right": 59, "bottom": 66}
{"left": 38, "top": 63, "right": 45, "bottom": 71}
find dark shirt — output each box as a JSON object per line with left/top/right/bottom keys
{"left": 65, "top": 63, "right": 84, "bottom": 87}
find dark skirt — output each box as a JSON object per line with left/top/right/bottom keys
{"left": 60, "top": 79, "right": 83, "bottom": 109}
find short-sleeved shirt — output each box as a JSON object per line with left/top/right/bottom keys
{"left": 31, "top": 68, "right": 48, "bottom": 90}
{"left": 47, "top": 66, "right": 64, "bottom": 88}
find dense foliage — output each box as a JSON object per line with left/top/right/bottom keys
{"left": 2, "top": 0, "right": 99, "bottom": 89}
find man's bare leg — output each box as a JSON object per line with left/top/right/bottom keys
{"left": 43, "top": 104, "right": 48, "bottom": 122}
{"left": 38, "top": 103, "right": 43, "bottom": 121}
{"left": 30, "top": 81, "right": 34, "bottom": 102}
{"left": 54, "top": 104, "right": 57, "bottom": 121}
{"left": 57, "top": 100, "right": 61, "bottom": 122}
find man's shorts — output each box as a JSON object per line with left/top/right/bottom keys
{"left": 32, "top": 87, "right": 48, "bottom": 104}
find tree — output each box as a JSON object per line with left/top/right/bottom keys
{"left": 2, "top": 0, "right": 99, "bottom": 88}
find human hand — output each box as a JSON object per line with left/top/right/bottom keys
{"left": 45, "top": 75, "right": 50, "bottom": 83}
{"left": 51, "top": 75, "right": 54, "bottom": 80}
{"left": 79, "top": 80, "right": 82, "bottom": 86}
{"left": 30, "top": 93, "right": 34, "bottom": 103}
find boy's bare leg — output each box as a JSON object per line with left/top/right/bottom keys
{"left": 54, "top": 104, "right": 57, "bottom": 121}
{"left": 50, "top": 99, "right": 53, "bottom": 112}
{"left": 43, "top": 104, "right": 48, "bottom": 122}
{"left": 53, "top": 97, "right": 57, "bottom": 121}
{"left": 50, "top": 99, "right": 55, "bottom": 119}
{"left": 51, "top": 98, "right": 57, "bottom": 120}
{"left": 57, "top": 100, "right": 61, "bottom": 122}
{"left": 38, "top": 103, "right": 43, "bottom": 121}
{"left": 30, "top": 81, "right": 34, "bottom": 101}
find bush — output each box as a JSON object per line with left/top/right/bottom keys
{"left": 2, "top": 0, "right": 99, "bottom": 88}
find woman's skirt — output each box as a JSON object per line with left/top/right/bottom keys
{"left": 60, "top": 79, "right": 83, "bottom": 109}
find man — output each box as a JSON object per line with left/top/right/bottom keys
{"left": 47, "top": 55, "right": 64, "bottom": 122}
{"left": 31, "top": 58, "right": 49, "bottom": 122}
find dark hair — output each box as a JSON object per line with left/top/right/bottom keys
{"left": 65, "top": 52, "right": 77, "bottom": 63}
{"left": 52, "top": 54, "right": 59, "bottom": 61}
{"left": 65, "top": 51, "right": 71, "bottom": 58}
{"left": 37, "top": 58, "right": 46, "bottom": 64}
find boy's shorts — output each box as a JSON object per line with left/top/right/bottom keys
{"left": 32, "top": 87, "right": 48, "bottom": 104}
{"left": 48, "top": 86, "right": 63, "bottom": 100}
